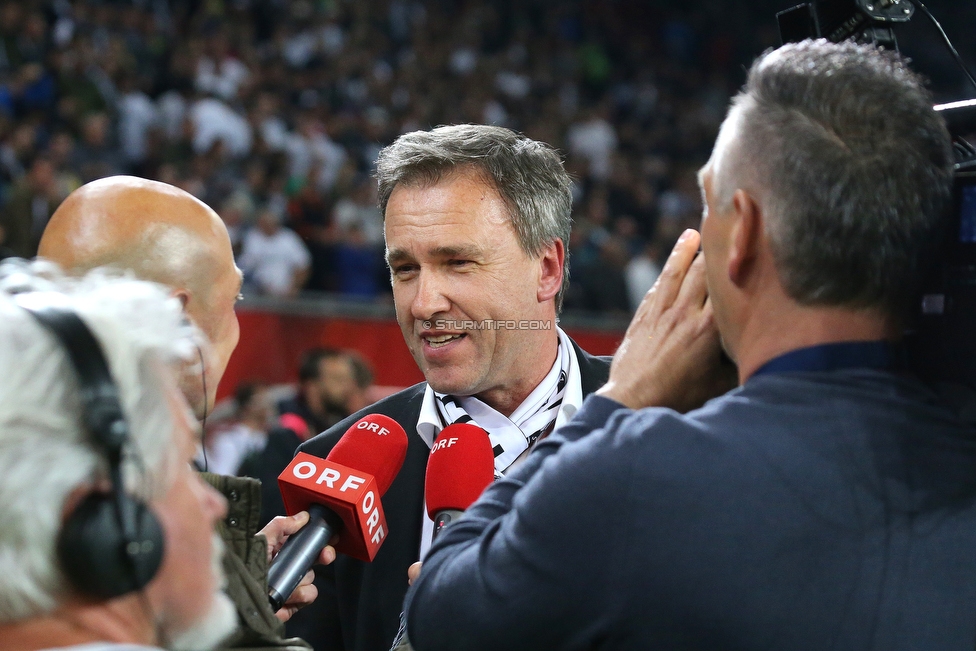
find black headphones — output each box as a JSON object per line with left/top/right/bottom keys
{"left": 17, "top": 296, "right": 165, "bottom": 600}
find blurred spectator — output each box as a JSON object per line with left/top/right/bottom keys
{"left": 566, "top": 102, "right": 618, "bottom": 182}
{"left": 189, "top": 93, "right": 253, "bottom": 158}
{"left": 239, "top": 205, "right": 311, "bottom": 297}
{"left": 2, "top": 0, "right": 968, "bottom": 323}
{"left": 71, "top": 111, "right": 124, "bottom": 182}
{"left": 117, "top": 73, "right": 159, "bottom": 165}
{"left": 195, "top": 29, "right": 250, "bottom": 102}
{"left": 53, "top": 47, "right": 109, "bottom": 123}
{"left": 626, "top": 240, "right": 663, "bottom": 312}
{"left": 0, "top": 122, "right": 38, "bottom": 185}
{"left": 202, "top": 381, "right": 272, "bottom": 476}
{"left": 12, "top": 61, "right": 55, "bottom": 116}
{"left": 332, "top": 175, "right": 383, "bottom": 245}
{"left": 279, "top": 347, "right": 360, "bottom": 436}
{"left": 285, "top": 113, "right": 347, "bottom": 195}
{"left": 1, "top": 155, "right": 61, "bottom": 257}
{"left": 347, "top": 349, "right": 377, "bottom": 413}
{"left": 580, "top": 235, "right": 632, "bottom": 317}
{"left": 335, "top": 224, "right": 386, "bottom": 299}
{"left": 0, "top": 3, "right": 25, "bottom": 72}
{"left": 46, "top": 130, "right": 82, "bottom": 197}
{"left": 251, "top": 91, "right": 289, "bottom": 153}
{"left": 218, "top": 188, "right": 256, "bottom": 255}
{"left": 287, "top": 173, "right": 339, "bottom": 292}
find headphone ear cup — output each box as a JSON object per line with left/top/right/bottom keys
{"left": 57, "top": 492, "right": 165, "bottom": 600}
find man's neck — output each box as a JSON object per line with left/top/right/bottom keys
{"left": 0, "top": 601, "right": 155, "bottom": 651}
{"left": 733, "top": 301, "right": 897, "bottom": 384}
{"left": 472, "top": 334, "right": 560, "bottom": 418}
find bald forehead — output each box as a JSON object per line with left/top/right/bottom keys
{"left": 39, "top": 176, "right": 228, "bottom": 269}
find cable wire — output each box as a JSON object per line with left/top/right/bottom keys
{"left": 197, "top": 344, "right": 209, "bottom": 472}
{"left": 913, "top": 1, "right": 976, "bottom": 93}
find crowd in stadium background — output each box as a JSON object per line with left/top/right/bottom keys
{"left": 0, "top": 0, "right": 972, "bottom": 318}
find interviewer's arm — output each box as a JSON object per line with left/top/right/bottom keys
{"left": 404, "top": 395, "right": 631, "bottom": 651}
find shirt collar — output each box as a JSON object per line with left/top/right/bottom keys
{"left": 750, "top": 340, "right": 900, "bottom": 380}
{"left": 417, "top": 327, "right": 584, "bottom": 449}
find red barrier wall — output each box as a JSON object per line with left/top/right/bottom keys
{"left": 219, "top": 308, "right": 624, "bottom": 400}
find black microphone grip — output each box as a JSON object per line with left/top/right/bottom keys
{"left": 267, "top": 504, "right": 344, "bottom": 611}
{"left": 432, "top": 509, "right": 463, "bottom": 541}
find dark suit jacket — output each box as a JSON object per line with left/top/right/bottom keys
{"left": 407, "top": 370, "right": 976, "bottom": 650}
{"left": 298, "top": 339, "right": 611, "bottom": 651}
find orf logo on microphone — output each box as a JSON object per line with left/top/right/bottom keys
{"left": 278, "top": 452, "right": 389, "bottom": 561}
{"left": 356, "top": 419, "right": 392, "bottom": 436}
{"left": 431, "top": 437, "right": 459, "bottom": 452}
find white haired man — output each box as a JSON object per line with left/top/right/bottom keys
{"left": 37, "top": 176, "right": 329, "bottom": 649}
{"left": 0, "top": 261, "right": 236, "bottom": 650}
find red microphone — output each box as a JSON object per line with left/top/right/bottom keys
{"left": 268, "top": 414, "right": 408, "bottom": 610}
{"left": 425, "top": 423, "right": 495, "bottom": 541}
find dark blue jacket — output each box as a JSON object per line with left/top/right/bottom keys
{"left": 407, "top": 369, "right": 976, "bottom": 650}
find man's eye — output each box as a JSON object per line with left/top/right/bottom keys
{"left": 449, "top": 259, "right": 471, "bottom": 267}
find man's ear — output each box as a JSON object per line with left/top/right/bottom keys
{"left": 537, "top": 239, "right": 565, "bottom": 303}
{"left": 728, "top": 189, "right": 762, "bottom": 288}
{"left": 173, "top": 289, "right": 190, "bottom": 310}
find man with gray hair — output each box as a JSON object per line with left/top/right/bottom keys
{"left": 0, "top": 261, "right": 237, "bottom": 650}
{"left": 299, "top": 125, "right": 647, "bottom": 651}
{"left": 403, "top": 40, "right": 976, "bottom": 649}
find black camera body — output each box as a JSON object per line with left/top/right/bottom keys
{"left": 777, "top": 0, "right": 976, "bottom": 397}
{"left": 911, "top": 161, "right": 976, "bottom": 394}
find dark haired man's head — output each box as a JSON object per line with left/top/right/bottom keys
{"left": 375, "top": 124, "right": 573, "bottom": 311}
{"left": 377, "top": 125, "right": 568, "bottom": 415}
{"left": 234, "top": 380, "right": 271, "bottom": 428}
{"left": 298, "top": 348, "right": 358, "bottom": 425}
{"left": 699, "top": 40, "right": 953, "bottom": 378}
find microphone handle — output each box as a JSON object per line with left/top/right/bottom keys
{"left": 432, "top": 509, "right": 463, "bottom": 542}
{"left": 267, "top": 503, "right": 343, "bottom": 611}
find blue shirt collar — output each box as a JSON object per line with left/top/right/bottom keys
{"left": 750, "top": 341, "right": 900, "bottom": 379}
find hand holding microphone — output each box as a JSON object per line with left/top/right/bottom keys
{"left": 267, "top": 414, "right": 408, "bottom": 611}
{"left": 261, "top": 510, "right": 333, "bottom": 622}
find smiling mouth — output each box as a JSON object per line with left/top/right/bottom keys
{"left": 424, "top": 333, "right": 466, "bottom": 348}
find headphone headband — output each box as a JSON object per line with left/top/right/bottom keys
{"left": 15, "top": 295, "right": 129, "bottom": 458}
{"left": 14, "top": 292, "right": 164, "bottom": 599}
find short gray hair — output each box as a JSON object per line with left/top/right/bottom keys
{"left": 376, "top": 124, "right": 574, "bottom": 310}
{"left": 710, "top": 39, "right": 954, "bottom": 320}
{"left": 0, "top": 259, "right": 201, "bottom": 623}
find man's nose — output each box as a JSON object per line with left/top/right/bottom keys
{"left": 410, "top": 270, "right": 451, "bottom": 321}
